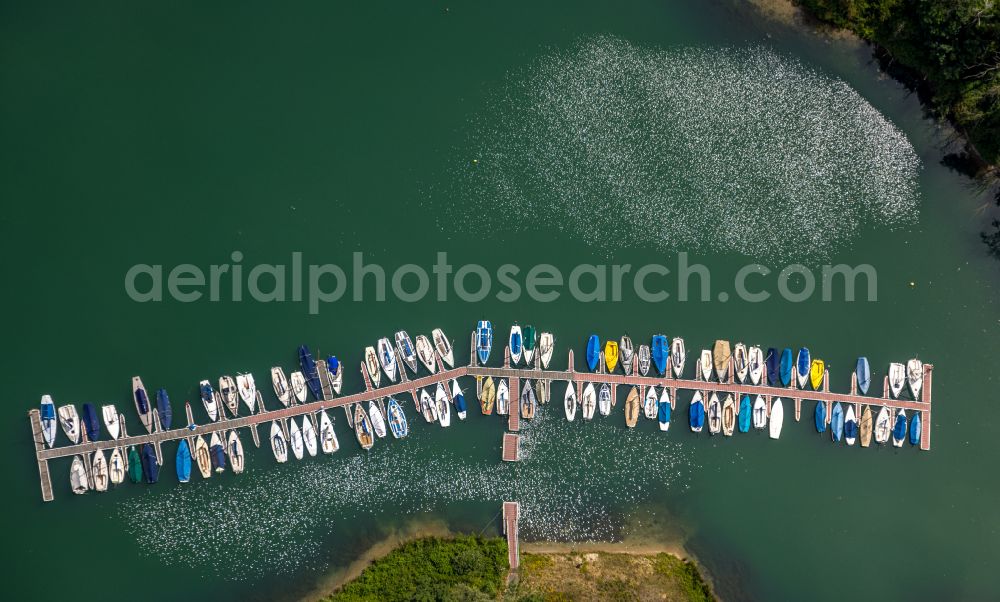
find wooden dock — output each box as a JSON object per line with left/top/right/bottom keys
{"left": 502, "top": 501, "right": 520, "bottom": 571}
{"left": 28, "top": 335, "right": 935, "bottom": 501}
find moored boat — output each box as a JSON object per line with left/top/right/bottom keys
{"left": 210, "top": 432, "right": 226, "bottom": 473}
{"left": 586, "top": 335, "right": 600, "bottom": 372}
{"left": 395, "top": 330, "right": 418, "bottom": 374}
{"left": 892, "top": 408, "right": 907, "bottom": 447}
{"left": 624, "top": 386, "right": 639, "bottom": 427}
{"left": 415, "top": 335, "right": 437, "bottom": 373}
{"left": 831, "top": 402, "right": 844, "bottom": 442}
{"left": 844, "top": 405, "right": 858, "bottom": 446}
{"left": 388, "top": 398, "right": 409, "bottom": 438}
{"left": 435, "top": 383, "right": 451, "bottom": 427}
{"left": 109, "top": 447, "right": 125, "bottom": 486}
{"left": 699, "top": 350, "right": 712, "bottom": 381}
{"left": 765, "top": 348, "right": 779, "bottom": 385}
{"left": 722, "top": 394, "right": 736, "bottom": 436}
{"left": 671, "top": 337, "right": 685, "bottom": 378}
{"left": 651, "top": 335, "right": 668, "bottom": 376}
{"left": 132, "top": 376, "right": 154, "bottom": 433}
{"left": 236, "top": 373, "right": 257, "bottom": 413}
{"left": 888, "top": 363, "right": 905, "bottom": 398}
{"left": 523, "top": 325, "right": 537, "bottom": 366}
{"left": 874, "top": 406, "right": 891, "bottom": 444}
{"left": 810, "top": 359, "right": 825, "bottom": 390}
{"left": 752, "top": 395, "right": 766, "bottom": 429}
{"left": 860, "top": 405, "right": 873, "bottom": 447}
{"left": 301, "top": 415, "right": 318, "bottom": 456}
{"left": 452, "top": 380, "right": 467, "bottom": 420}
{"left": 92, "top": 449, "right": 109, "bottom": 492}
{"left": 637, "top": 345, "right": 651, "bottom": 376}
{"left": 737, "top": 395, "right": 751, "bottom": 433}
{"left": 643, "top": 386, "right": 658, "bottom": 420}
{"left": 509, "top": 324, "right": 523, "bottom": 366}
{"left": 476, "top": 320, "right": 493, "bottom": 365}
{"left": 369, "top": 400, "right": 388, "bottom": 437}
{"left": 152, "top": 389, "right": 171, "bottom": 431}
{"left": 748, "top": 346, "right": 764, "bottom": 385}
{"left": 520, "top": 380, "right": 537, "bottom": 420}
{"left": 604, "top": 340, "right": 619, "bottom": 373}
{"left": 480, "top": 376, "right": 496, "bottom": 415}
{"left": 289, "top": 419, "right": 304, "bottom": 460}
{"left": 856, "top": 357, "right": 871, "bottom": 395}
{"left": 598, "top": 383, "right": 611, "bottom": 416}
{"left": 582, "top": 383, "right": 596, "bottom": 420}
{"left": 364, "top": 346, "right": 381, "bottom": 388}
{"left": 219, "top": 375, "right": 238, "bottom": 417}
{"left": 733, "top": 343, "right": 748, "bottom": 383}
{"left": 707, "top": 393, "right": 721, "bottom": 434}
{"left": 769, "top": 398, "right": 784, "bottom": 439}
{"left": 141, "top": 443, "right": 159, "bottom": 484}
{"left": 713, "top": 340, "right": 731, "bottom": 382}
{"left": 57, "top": 404, "right": 80, "bottom": 444}
{"left": 199, "top": 380, "right": 219, "bottom": 422}
{"left": 298, "top": 344, "right": 324, "bottom": 399}
{"left": 271, "top": 367, "right": 292, "bottom": 407}
{"left": 81, "top": 403, "right": 100, "bottom": 442}
{"left": 228, "top": 430, "right": 245, "bottom": 474}
{"left": 689, "top": 392, "right": 705, "bottom": 433}
{"left": 815, "top": 401, "right": 827, "bottom": 433}
{"left": 432, "top": 327, "right": 455, "bottom": 368}
{"left": 377, "top": 337, "right": 398, "bottom": 383}
{"left": 909, "top": 412, "right": 921, "bottom": 446}
{"left": 796, "top": 348, "right": 810, "bottom": 389}
{"left": 906, "top": 358, "right": 923, "bottom": 400}
{"left": 420, "top": 388, "right": 438, "bottom": 423}
{"left": 564, "top": 383, "right": 577, "bottom": 422}
{"left": 620, "top": 335, "right": 634, "bottom": 375}
{"left": 176, "top": 439, "right": 192, "bottom": 483}
{"left": 779, "top": 348, "right": 793, "bottom": 387}
{"left": 319, "top": 410, "right": 340, "bottom": 452}
{"left": 657, "top": 388, "right": 671, "bottom": 432}
{"left": 70, "top": 455, "right": 89, "bottom": 494}
{"left": 326, "top": 356, "right": 343, "bottom": 395}
{"left": 270, "top": 422, "right": 288, "bottom": 463}
{"left": 539, "top": 332, "right": 555, "bottom": 369}
{"left": 290, "top": 371, "right": 308, "bottom": 403}
{"left": 127, "top": 447, "right": 142, "bottom": 483}
{"left": 496, "top": 380, "right": 510, "bottom": 416}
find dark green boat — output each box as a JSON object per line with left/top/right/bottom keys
{"left": 127, "top": 447, "right": 143, "bottom": 483}
{"left": 523, "top": 325, "right": 537, "bottom": 366}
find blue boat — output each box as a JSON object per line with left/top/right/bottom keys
{"left": 454, "top": 386, "right": 467, "bottom": 417}
{"left": 856, "top": 357, "right": 871, "bottom": 395}
{"left": 509, "top": 326, "right": 522, "bottom": 360}
{"left": 831, "top": 402, "right": 844, "bottom": 442}
{"left": 658, "top": 394, "right": 671, "bottom": 431}
{"left": 765, "top": 348, "right": 779, "bottom": 385}
{"left": 779, "top": 348, "right": 793, "bottom": 387}
{"left": 141, "top": 443, "right": 159, "bottom": 484}
{"left": 387, "top": 398, "right": 409, "bottom": 438}
{"left": 586, "top": 335, "right": 601, "bottom": 372}
{"left": 651, "top": 335, "right": 669, "bottom": 376}
{"left": 796, "top": 347, "right": 811, "bottom": 388}
{"left": 156, "top": 388, "right": 172, "bottom": 430}
{"left": 176, "top": 439, "right": 192, "bottom": 483}
{"left": 298, "top": 345, "right": 324, "bottom": 400}
{"left": 814, "top": 401, "right": 827, "bottom": 433}
{"left": 738, "top": 395, "right": 751, "bottom": 433}
{"left": 689, "top": 395, "right": 705, "bottom": 432}
{"left": 81, "top": 403, "right": 100, "bottom": 442}
{"left": 893, "top": 410, "right": 907, "bottom": 445}
{"left": 909, "top": 413, "right": 921, "bottom": 446}
{"left": 476, "top": 320, "right": 493, "bottom": 365}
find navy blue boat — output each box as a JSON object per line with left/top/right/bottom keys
{"left": 81, "top": 403, "right": 100, "bottom": 442}
{"left": 909, "top": 413, "right": 921, "bottom": 446}
{"left": 156, "top": 388, "right": 172, "bottom": 430}
{"left": 651, "top": 335, "right": 668, "bottom": 376}
{"left": 779, "top": 348, "right": 793, "bottom": 387}
{"left": 893, "top": 411, "right": 907, "bottom": 445}
{"left": 814, "top": 401, "right": 827, "bottom": 433}
{"left": 586, "top": 335, "right": 600, "bottom": 372}
{"left": 210, "top": 440, "right": 226, "bottom": 472}
{"left": 141, "top": 443, "right": 159, "bottom": 484}
{"left": 689, "top": 396, "right": 705, "bottom": 432}
{"left": 765, "top": 348, "right": 779, "bottom": 385}
{"left": 298, "top": 345, "right": 324, "bottom": 400}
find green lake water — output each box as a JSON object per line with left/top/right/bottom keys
{"left": 2, "top": 1, "right": 999, "bottom": 600}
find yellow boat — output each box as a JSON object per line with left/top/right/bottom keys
{"left": 810, "top": 359, "right": 825, "bottom": 390}
{"left": 605, "top": 341, "right": 619, "bottom": 373}
{"left": 479, "top": 377, "right": 495, "bottom": 415}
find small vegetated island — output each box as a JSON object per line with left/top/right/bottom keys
{"left": 322, "top": 536, "right": 714, "bottom": 602}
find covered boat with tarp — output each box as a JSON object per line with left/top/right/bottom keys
{"left": 40, "top": 395, "right": 57, "bottom": 448}
{"left": 779, "top": 348, "right": 793, "bottom": 387}
{"left": 127, "top": 447, "right": 143, "bottom": 483}
{"left": 298, "top": 345, "right": 324, "bottom": 400}
{"left": 176, "top": 439, "right": 192, "bottom": 483}
{"left": 586, "top": 335, "right": 601, "bottom": 372}
{"left": 476, "top": 320, "right": 493, "bottom": 365}
{"left": 856, "top": 357, "right": 871, "bottom": 395}
{"left": 689, "top": 392, "right": 705, "bottom": 433}
{"left": 738, "top": 395, "right": 751, "bottom": 433}
{"left": 81, "top": 403, "right": 100, "bottom": 442}
{"left": 766, "top": 348, "right": 779, "bottom": 385}
{"left": 140, "top": 443, "right": 159, "bottom": 484}
{"left": 651, "top": 335, "right": 668, "bottom": 376}
{"left": 156, "top": 389, "right": 172, "bottom": 430}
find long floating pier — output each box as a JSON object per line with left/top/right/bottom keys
{"left": 28, "top": 332, "right": 934, "bottom": 501}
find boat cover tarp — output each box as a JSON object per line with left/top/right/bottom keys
{"left": 176, "top": 439, "right": 192, "bottom": 482}
{"left": 779, "top": 348, "right": 793, "bottom": 386}
{"left": 82, "top": 403, "right": 100, "bottom": 441}
{"left": 766, "top": 348, "right": 779, "bottom": 385}
{"left": 141, "top": 444, "right": 159, "bottom": 484}
{"left": 814, "top": 401, "right": 827, "bottom": 433}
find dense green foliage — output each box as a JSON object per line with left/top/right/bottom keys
{"left": 652, "top": 553, "right": 715, "bottom": 602}
{"left": 797, "top": 0, "right": 1000, "bottom": 164}
{"left": 324, "top": 536, "right": 508, "bottom": 602}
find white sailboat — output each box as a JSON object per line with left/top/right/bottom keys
{"left": 432, "top": 328, "right": 455, "bottom": 368}
{"left": 564, "top": 383, "right": 577, "bottom": 422}
{"left": 271, "top": 367, "right": 291, "bottom": 407}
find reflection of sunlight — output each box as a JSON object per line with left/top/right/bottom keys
{"left": 454, "top": 36, "right": 920, "bottom": 261}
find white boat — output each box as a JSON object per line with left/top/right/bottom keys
{"left": 432, "top": 328, "right": 455, "bottom": 368}
{"left": 102, "top": 404, "right": 120, "bottom": 440}
{"left": 109, "top": 447, "right": 125, "bottom": 485}
{"left": 699, "top": 350, "right": 713, "bottom": 381}
{"left": 271, "top": 367, "right": 292, "bottom": 407}
{"left": 497, "top": 380, "right": 510, "bottom": 415}
{"left": 319, "top": 410, "right": 339, "bottom": 454}
{"left": 228, "top": 431, "right": 245, "bottom": 474}
{"left": 769, "top": 398, "right": 784, "bottom": 439}
{"left": 539, "top": 332, "right": 555, "bottom": 369}
{"left": 435, "top": 383, "right": 451, "bottom": 427}
{"left": 395, "top": 330, "right": 419, "bottom": 374}
{"left": 598, "top": 383, "right": 611, "bottom": 416}
{"left": 301, "top": 415, "right": 318, "bottom": 456}
{"left": 377, "top": 337, "right": 398, "bottom": 383}
{"left": 92, "top": 449, "right": 109, "bottom": 492}
{"left": 643, "top": 386, "right": 658, "bottom": 420}
{"left": 906, "top": 359, "right": 923, "bottom": 400}
{"left": 671, "top": 338, "right": 686, "bottom": 378}
{"left": 658, "top": 388, "right": 671, "bottom": 431}
{"left": 364, "top": 346, "right": 381, "bottom": 388}
{"left": 451, "top": 380, "right": 467, "bottom": 420}
{"left": 620, "top": 335, "right": 634, "bottom": 375}
{"left": 415, "top": 335, "right": 437, "bottom": 373}
{"left": 219, "top": 375, "right": 239, "bottom": 417}
{"left": 707, "top": 393, "right": 722, "bottom": 434}
{"left": 327, "top": 358, "right": 343, "bottom": 395}
{"left": 195, "top": 435, "right": 211, "bottom": 478}
{"left": 270, "top": 421, "right": 288, "bottom": 463}
{"left": 874, "top": 406, "right": 892, "bottom": 444}
{"left": 722, "top": 394, "right": 736, "bottom": 436}
{"left": 748, "top": 346, "right": 764, "bottom": 385}
{"left": 690, "top": 391, "right": 704, "bottom": 433}
{"left": 509, "top": 325, "right": 523, "bottom": 365}
{"left": 70, "top": 456, "right": 89, "bottom": 494}
{"left": 289, "top": 419, "right": 304, "bottom": 460}
{"left": 132, "top": 377, "right": 154, "bottom": 434}
{"left": 199, "top": 379, "right": 219, "bottom": 422}
{"left": 419, "top": 388, "right": 438, "bottom": 423}
{"left": 236, "top": 373, "right": 257, "bottom": 413}
{"left": 290, "top": 371, "right": 308, "bottom": 403}
{"left": 369, "top": 400, "right": 388, "bottom": 437}
{"left": 844, "top": 405, "right": 857, "bottom": 446}
{"left": 210, "top": 432, "right": 226, "bottom": 473}
{"left": 564, "top": 383, "right": 577, "bottom": 422}
{"left": 892, "top": 408, "right": 907, "bottom": 448}
{"left": 57, "top": 404, "right": 80, "bottom": 444}
{"left": 752, "top": 395, "right": 767, "bottom": 429}
{"left": 888, "top": 363, "right": 905, "bottom": 398}
{"left": 582, "top": 383, "right": 596, "bottom": 420}
{"left": 637, "top": 345, "right": 651, "bottom": 376}
{"left": 733, "top": 343, "right": 748, "bottom": 383}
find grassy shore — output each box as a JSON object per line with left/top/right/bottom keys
{"left": 318, "top": 536, "right": 715, "bottom": 601}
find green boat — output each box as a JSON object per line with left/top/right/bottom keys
{"left": 523, "top": 325, "right": 537, "bottom": 366}
{"left": 127, "top": 446, "right": 143, "bottom": 483}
